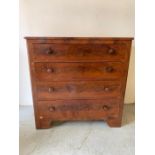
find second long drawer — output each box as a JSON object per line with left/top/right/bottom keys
{"left": 34, "top": 62, "right": 126, "bottom": 81}
{"left": 36, "top": 81, "right": 122, "bottom": 100}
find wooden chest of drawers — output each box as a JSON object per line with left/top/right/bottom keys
{"left": 25, "top": 37, "right": 133, "bottom": 129}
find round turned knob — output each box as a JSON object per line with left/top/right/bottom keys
{"left": 46, "top": 48, "right": 54, "bottom": 55}
{"left": 48, "top": 87, "right": 54, "bottom": 92}
{"left": 47, "top": 68, "right": 54, "bottom": 73}
{"left": 102, "top": 105, "right": 109, "bottom": 111}
{"left": 104, "top": 87, "right": 110, "bottom": 92}
{"left": 39, "top": 116, "right": 43, "bottom": 119}
{"left": 106, "top": 66, "right": 114, "bottom": 72}
{"left": 49, "top": 106, "right": 55, "bottom": 112}
{"left": 108, "top": 48, "right": 115, "bottom": 54}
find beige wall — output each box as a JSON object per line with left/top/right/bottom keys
{"left": 19, "top": 0, "right": 134, "bottom": 105}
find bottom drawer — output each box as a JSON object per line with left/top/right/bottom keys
{"left": 37, "top": 99, "right": 120, "bottom": 120}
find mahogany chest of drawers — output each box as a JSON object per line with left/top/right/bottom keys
{"left": 25, "top": 37, "right": 133, "bottom": 129}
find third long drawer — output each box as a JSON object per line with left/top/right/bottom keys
{"left": 36, "top": 80, "right": 123, "bottom": 100}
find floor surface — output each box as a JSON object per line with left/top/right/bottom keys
{"left": 19, "top": 104, "right": 135, "bottom": 155}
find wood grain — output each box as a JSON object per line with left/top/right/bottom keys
{"left": 25, "top": 37, "right": 133, "bottom": 129}
{"left": 34, "top": 62, "right": 126, "bottom": 81}
{"left": 37, "top": 99, "right": 120, "bottom": 120}
{"left": 36, "top": 81, "right": 121, "bottom": 100}
{"left": 32, "top": 43, "right": 128, "bottom": 62}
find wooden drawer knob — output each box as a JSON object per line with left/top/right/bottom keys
{"left": 108, "top": 48, "right": 115, "bottom": 54}
{"left": 106, "top": 66, "right": 114, "bottom": 72}
{"left": 104, "top": 87, "right": 110, "bottom": 91}
{"left": 48, "top": 87, "right": 54, "bottom": 92}
{"left": 39, "top": 116, "right": 43, "bottom": 119}
{"left": 49, "top": 106, "right": 55, "bottom": 112}
{"left": 46, "top": 48, "right": 54, "bottom": 55}
{"left": 102, "top": 105, "right": 109, "bottom": 111}
{"left": 47, "top": 68, "right": 54, "bottom": 73}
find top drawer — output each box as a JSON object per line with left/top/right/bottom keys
{"left": 31, "top": 43, "right": 128, "bottom": 62}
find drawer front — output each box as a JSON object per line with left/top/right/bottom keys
{"left": 36, "top": 81, "right": 121, "bottom": 100}
{"left": 37, "top": 100, "right": 119, "bottom": 120}
{"left": 34, "top": 62, "right": 125, "bottom": 81}
{"left": 32, "top": 43, "right": 128, "bottom": 62}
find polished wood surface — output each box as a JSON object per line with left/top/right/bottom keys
{"left": 32, "top": 43, "right": 128, "bottom": 62}
{"left": 36, "top": 81, "right": 121, "bottom": 100}
{"left": 25, "top": 37, "right": 133, "bottom": 129}
{"left": 34, "top": 62, "right": 125, "bottom": 81}
{"left": 37, "top": 99, "right": 119, "bottom": 120}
